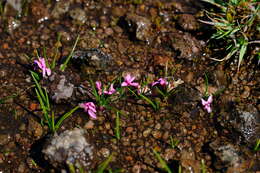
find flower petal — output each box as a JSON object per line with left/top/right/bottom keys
{"left": 207, "top": 95, "right": 213, "bottom": 103}
{"left": 88, "top": 110, "right": 97, "bottom": 119}
{"left": 201, "top": 98, "right": 207, "bottom": 106}
{"left": 130, "top": 82, "right": 140, "bottom": 88}
{"left": 121, "top": 82, "right": 128, "bottom": 87}
{"left": 46, "top": 68, "right": 51, "bottom": 76}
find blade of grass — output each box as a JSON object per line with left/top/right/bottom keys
{"left": 96, "top": 153, "right": 114, "bottom": 173}
{"left": 51, "top": 32, "right": 62, "bottom": 69}
{"left": 201, "top": 159, "right": 207, "bottom": 173}
{"left": 31, "top": 71, "right": 47, "bottom": 103}
{"left": 51, "top": 111, "right": 55, "bottom": 133}
{"left": 115, "top": 111, "right": 120, "bottom": 140}
{"left": 204, "top": 73, "right": 209, "bottom": 97}
{"left": 152, "top": 149, "right": 172, "bottom": 173}
{"left": 139, "top": 94, "right": 159, "bottom": 111}
{"left": 60, "top": 35, "right": 80, "bottom": 71}
{"left": 54, "top": 106, "right": 79, "bottom": 131}
{"left": 35, "top": 88, "right": 51, "bottom": 128}
{"left": 238, "top": 39, "right": 248, "bottom": 71}
{"left": 254, "top": 139, "right": 260, "bottom": 151}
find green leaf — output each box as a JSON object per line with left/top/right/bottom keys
{"left": 238, "top": 39, "right": 248, "bottom": 70}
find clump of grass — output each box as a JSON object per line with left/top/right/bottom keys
{"left": 169, "top": 136, "right": 180, "bottom": 149}
{"left": 30, "top": 71, "right": 79, "bottom": 133}
{"left": 200, "top": 0, "right": 260, "bottom": 70}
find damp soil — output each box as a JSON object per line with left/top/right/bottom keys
{"left": 0, "top": 0, "right": 259, "bottom": 173}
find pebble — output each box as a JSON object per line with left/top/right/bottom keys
{"left": 126, "top": 127, "right": 134, "bottom": 134}
{"left": 241, "top": 86, "right": 250, "bottom": 99}
{"left": 0, "top": 134, "right": 10, "bottom": 145}
{"left": 143, "top": 128, "right": 152, "bottom": 137}
{"left": 152, "top": 130, "right": 162, "bottom": 139}
{"left": 84, "top": 120, "right": 95, "bottom": 129}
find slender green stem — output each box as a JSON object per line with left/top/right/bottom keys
{"left": 96, "top": 153, "right": 114, "bottom": 173}
{"left": 115, "top": 111, "right": 120, "bottom": 140}
{"left": 54, "top": 106, "right": 79, "bottom": 131}
{"left": 60, "top": 35, "right": 80, "bottom": 71}
{"left": 51, "top": 32, "right": 62, "bottom": 69}
{"left": 152, "top": 149, "right": 172, "bottom": 173}
{"left": 204, "top": 73, "right": 209, "bottom": 97}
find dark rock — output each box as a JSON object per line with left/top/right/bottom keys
{"left": 51, "top": 0, "right": 70, "bottom": 19}
{"left": 43, "top": 128, "right": 97, "bottom": 171}
{"left": 161, "top": 32, "right": 204, "bottom": 60}
{"left": 69, "top": 8, "right": 86, "bottom": 24}
{"left": 125, "top": 14, "right": 154, "bottom": 43}
{"left": 177, "top": 14, "right": 199, "bottom": 31}
{"left": 170, "top": 84, "right": 202, "bottom": 113}
{"left": 209, "top": 139, "right": 257, "bottom": 172}
{"left": 219, "top": 104, "right": 259, "bottom": 146}
{"left": 72, "top": 49, "right": 113, "bottom": 72}
{"left": 43, "top": 70, "right": 81, "bottom": 104}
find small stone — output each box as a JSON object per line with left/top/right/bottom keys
{"left": 126, "top": 127, "right": 134, "bottom": 134}
{"left": 0, "top": 134, "right": 10, "bottom": 145}
{"left": 143, "top": 128, "right": 152, "bottom": 137}
{"left": 27, "top": 118, "right": 43, "bottom": 139}
{"left": 69, "top": 8, "right": 86, "bottom": 24}
{"left": 241, "top": 86, "right": 250, "bottom": 99}
{"left": 84, "top": 120, "right": 94, "bottom": 129}
{"left": 177, "top": 14, "right": 199, "bottom": 31}
{"left": 185, "top": 72, "right": 194, "bottom": 83}
{"left": 19, "top": 123, "right": 26, "bottom": 131}
{"left": 152, "top": 130, "right": 162, "bottom": 139}
{"left": 155, "top": 123, "right": 161, "bottom": 130}
{"left": 99, "top": 148, "right": 110, "bottom": 158}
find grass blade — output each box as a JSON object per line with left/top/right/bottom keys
{"left": 139, "top": 94, "right": 158, "bottom": 111}
{"left": 152, "top": 149, "right": 172, "bottom": 173}
{"left": 238, "top": 39, "right": 248, "bottom": 71}
{"left": 96, "top": 153, "right": 114, "bottom": 173}
{"left": 60, "top": 35, "right": 80, "bottom": 71}
{"left": 55, "top": 106, "right": 79, "bottom": 131}
{"left": 115, "top": 111, "right": 120, "bottom": 140}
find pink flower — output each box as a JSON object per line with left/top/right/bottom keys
{"left": 95, "top": 81, "right": 102, "bottom": 95}
{"left": 104, "top": 83, "right": 116, "bottom": 95}
{"left": 151, "top": 78, "right": 168, "bottom": 87}
{"left": 34, "top": 57, "right": 51, "bottom": 78}
{"left": 79, "top": 102, "right": 97, "bottom": 119}
{"left": 201, "top": 95, "right": 213, "bottom": 113}
{"left": 121, "top": 74, "right": 140, "bottom": 88}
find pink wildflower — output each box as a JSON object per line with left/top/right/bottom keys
{"left": 201, "top": 95, "right": 213, "bottom": 113}
{"left": 79, "top": 102, "right": 97, "bottom": 119}
{"left": 104, "top": 83, "right": 116, "bottom": 95}
{"left": 121, "top": 74, "right": 140, "bottom": 88}
{"left": 34, "top": 57, "right": 51, "bottom": 78}
{"left": 95, "top": 81, "right": 102, "bottom": 95}
{"left": 151, "top": 78, "right": 168, "bottom": 87}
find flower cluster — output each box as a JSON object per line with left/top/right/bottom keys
{"left": 79, "top": 102, "right": 97, "bottom": 119}
{"left": 34, "top": 57, "right": 51, "bottom": 78}
{"left": 201, "top": 95, "right": 213, "bottom": 113}
{"left": 79, "top": 74, "right": 176, "bottom": 118}
{"left": 96, "top": 81, "right": 116, "bottom": 95}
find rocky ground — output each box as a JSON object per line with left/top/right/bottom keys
{"left": 0, "top": 0, "right": 259, "bottom": 172}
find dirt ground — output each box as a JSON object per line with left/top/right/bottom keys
{"left": 0, "top": 0, "right": 259, "bottom": 172}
